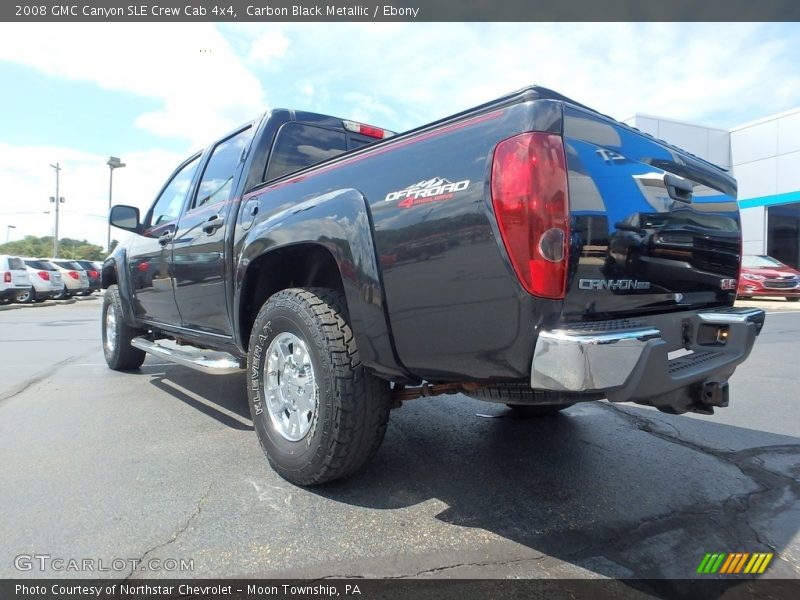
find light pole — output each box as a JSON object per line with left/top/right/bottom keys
{"left": 49, "top": 163, "right": 64, "bottom": 257}
{"left": 107, "top": 156, "right": 126, "bottom": 253}
{"left": 5, "top": 225, "right": 15, "bottom": 243}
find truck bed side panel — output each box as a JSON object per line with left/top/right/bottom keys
{"left": 239, "top": 100, "right": 562, "bottom": 381}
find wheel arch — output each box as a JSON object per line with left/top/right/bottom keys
{"left": 235, "top": 188, "right": 409, "bottom": 380}
{"left": 101, "top": 252, "right": 138, "bottom": 327}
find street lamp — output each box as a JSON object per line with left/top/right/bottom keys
{"left": 107, "top": 156, "right": 126, "bottom": 253}
{"left": 50, "top": 162, "right": 64, "bottom": 257}
{"left": 5, "top": 224, "right": 15, "bottom": 243}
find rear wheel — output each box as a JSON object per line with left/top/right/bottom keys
{"left": 247, "top": 287, "right": 391, "bottom": 486}
{"left": 15, "top": 287, "right": 35, "bottom": 304}
{"left": 102, "top": 285, "right": 146, "bottom": 371}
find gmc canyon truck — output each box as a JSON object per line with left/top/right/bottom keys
{"left": 103, "top": 86, "right": 765, "bottom": 485}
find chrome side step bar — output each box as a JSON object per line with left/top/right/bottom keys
{"left": 131, "top": 337, "right": 245, "bottom": 375}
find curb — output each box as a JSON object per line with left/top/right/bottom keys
{"left": 0, "top": 296, "right": 98, "bottom": 311}
{"left": 29, "top": 301, "right": 58, "bottom": 308}
{"left": 53, "top": 298, "right": 77, "bottom": 305}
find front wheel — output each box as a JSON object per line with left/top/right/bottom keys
{"left": 247, "top": 287, "right": 391, "bottom": 486}
{"left": 102, "top": 285, "right": 146, "bottom": 371}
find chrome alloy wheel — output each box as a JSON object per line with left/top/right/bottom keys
{"left": 105, "top": 306, "right": 117, "bottom": 353}
{"left": 264, "top": 332, "right": 318, "bottom": 442}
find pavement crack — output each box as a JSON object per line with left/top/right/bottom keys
{"left": 388, "top": 556, "right": 545, "bottom": 578}
{"left": 600, "top": 403, "right": 800, "bottom": 486}
{"left": 122, "top": 482, "right": 213, "bottom": 581}
{"left": 314, "top": 556, "right": 545, "bottom": 580}
{"left": 0, "top": 350, "right": 92, "bottom": 404}
{"left": 588, "top": 403, "right": 800, "bottom": 577}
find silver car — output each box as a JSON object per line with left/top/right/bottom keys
{"left": 44, "top": 259, "right": 90, "bottom": 297}
{"left": 17, "top": 258, "right": 66, "bottom": 303}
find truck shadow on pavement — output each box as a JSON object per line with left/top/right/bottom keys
{"left": 141, "top": 363, "right": 253, "bottom": 431}
{"left": 313, "top": 397, "right": 800, "bottom": 586}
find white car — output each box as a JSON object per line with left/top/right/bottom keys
{"left": 16, "top": 258, "right": 66, "bottom": 303}
{"left": 0, "top": 255, "right": 30, "bottom": 304}
{"left": 45, "top": 259, "right": 90, "bottom": 297}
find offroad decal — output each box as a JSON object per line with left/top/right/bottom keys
{"left": 385, "top": 177, "right": 470, "bottom": 209}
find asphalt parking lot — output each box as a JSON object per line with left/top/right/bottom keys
{"left": 0, "top": 297, "right": 798, "bottom": 581}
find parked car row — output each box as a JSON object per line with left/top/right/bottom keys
{"left": 0, "top": 254, "right": 102, "bottom": 305}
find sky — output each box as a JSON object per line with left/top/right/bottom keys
{"left": 1, "top": 22, "right": 799, "bottom": 252}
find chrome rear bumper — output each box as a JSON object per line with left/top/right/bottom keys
{"left": 531, "top": 307, "right": 765, "bottom": 413}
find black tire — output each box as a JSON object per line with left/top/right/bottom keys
{"left": 102, "top": 285, "right": 146, "bottom": 371}
{"left": 466, "top": 383, "right": 601, "bottom": 416}
{"left": 786, "top": 297, "right": 799, "bottom": 302}
{"left": 15, "top": 287, "right": 35, "bottom": 304}
{"left": 247, "top": 287, "right": 391, "bottom": 486}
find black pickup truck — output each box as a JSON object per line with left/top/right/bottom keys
{"left": 103, "top": 86, "right": 765, "bottom": 485}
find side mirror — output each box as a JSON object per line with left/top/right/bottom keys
{"left": 109, "top": 205, "right": 141, "bottom": 233}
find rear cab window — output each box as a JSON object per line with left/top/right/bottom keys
{"left": 265, "top": 123, "right": 348, "bottom": 182}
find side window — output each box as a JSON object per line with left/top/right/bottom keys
{"left": 147, "top": 157, "right": 200, "bottom": 228}
{"left": 191, "top": 127, "right": 253, "bottom": 211}
{"left": 265, "top": 123, "right": 347, "bottom": 182}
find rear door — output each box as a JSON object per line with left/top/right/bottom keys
{"left": 562, "top": 105, "right": 740, "bottom": 320}
{"left": 172, "top": 125, "right": 254, "bottom": 336}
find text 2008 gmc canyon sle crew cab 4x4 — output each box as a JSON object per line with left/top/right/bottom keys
{"left": 103, "top": 86, "right": 765, "bottom": 485}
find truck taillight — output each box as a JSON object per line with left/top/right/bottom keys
{"left": 491, "top": 132, "right": 570, "bottom": 299}
{"left": 38, "top": 271, "right": 50, "bottom": 281}
{"left": 3, "top": 271, "right": 10, "bottom": 283}
{"left": 68, "top": 271, "right": 80, "bottom": 280}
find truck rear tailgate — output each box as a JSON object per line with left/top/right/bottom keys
{"left": 561, "top": 104, "right": 739, "bottom": 320}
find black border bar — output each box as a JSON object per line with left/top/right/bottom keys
{"left": 3, "top": 0, "right": 800, "bottom": 22}
{"left": 3, "top": 579, "right": 800, "bottom": 600}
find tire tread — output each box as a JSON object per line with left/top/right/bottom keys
{"left": 250, "top": 287, "right": 390, "bottom": 485}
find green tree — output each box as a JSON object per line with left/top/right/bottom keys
{"left": 0, "top": 235, "right": 106, "bottom": 260}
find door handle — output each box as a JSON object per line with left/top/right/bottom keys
{"left": 158, "top": 229, "right": 174, "bottom": 246}
{"left": 664, "top": 173, "right": 693, "bottom": 203}
{"left": 202, "top": 214, "right": 225, "bottom": 234}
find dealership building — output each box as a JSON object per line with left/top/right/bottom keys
{"left": 624, "top": 108, "right": 800, "bottom": 269}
